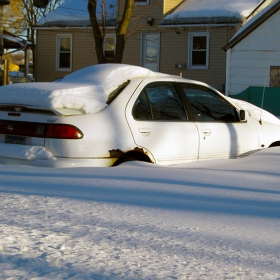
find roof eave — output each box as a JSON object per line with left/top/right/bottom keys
{"left": 34, "top": 19, "right": 117, "bottom": 29}
{"left": 159, "top": 16, "right": 243, "bottom": 27}
{"left": 223, "top": 2, "right": 280, "bottom": 51}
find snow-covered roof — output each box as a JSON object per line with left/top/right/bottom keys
{"left": 0, "top": 64, "right": 166, "bottom": 114}
{"left": 160, "top": 0, "right": 263, "bottom": 26}
{"left": 36, "top": 0, "right": 117, "bottom": 27}
{"left": 223, "top": 0, "right": 280, "bottom": 50}
{"left": 3, "top": 30, "right": 32, "bottom": 50}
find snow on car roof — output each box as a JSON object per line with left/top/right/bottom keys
{"left": 0, "top": 64, "right": 166, "bottom": 114}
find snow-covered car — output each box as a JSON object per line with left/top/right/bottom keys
{"left": 0, "top": 64, "right": 280, "bottom": 167}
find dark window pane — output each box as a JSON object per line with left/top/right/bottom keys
{"left": 193, "top": 36, "right": 206, "bottom": 50}
{"left": 59, "top": 53, "right": 70, "bottom": 68}
{"left": 180, "top": 84, "right": 238, "bottom": 122}
{"left": 133, "top": 91, "right": 152, "bottom": 120}
{"left": 146, "top": 84, "right": 187, "bottom": 120}
{"left": 192, "top": 51, "right": 206, "bottom": 65}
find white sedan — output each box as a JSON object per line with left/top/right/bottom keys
{"left": 0, "top": 64, "right": 280, "bottom": 167}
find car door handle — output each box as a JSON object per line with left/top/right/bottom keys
{"left": 201, "top": 129, "right": 212, "bottom": 136}
{"left": 138, "top": 128, "right": 151, "bottom": 136}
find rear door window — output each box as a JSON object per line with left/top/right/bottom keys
{"left": 133, "top": 83, "right": 187, "bottom": 121}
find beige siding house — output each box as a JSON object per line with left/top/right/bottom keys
{"left": 34, "top": 0, "right": 270, "bottom": 90}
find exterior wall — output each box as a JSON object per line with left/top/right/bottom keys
{"left": 35, "top": 0, "right": 237, "bottom": 90}
{"left": 123, "top": 26, "right": 236, "bottom": 90}
{"left": 163, "top": 0, "right": 183, "bottom": 14}
{"left": 227, "top": 10, "right": 280, "bottom": 95}
{"left": 36, "top": 29, "right": 96, "bottom": 82}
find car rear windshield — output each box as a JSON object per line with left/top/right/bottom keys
{"left": 107, "top": 81, "right": 130, "bottom": 104}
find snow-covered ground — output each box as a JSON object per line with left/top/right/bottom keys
{"left": 0, "top": 147, "right": 280, "bottom": 279}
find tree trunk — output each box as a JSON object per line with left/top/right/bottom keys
{"left": 88, "top": 0, "right": 133, "bottom": 64}
{"left": 114, "top": 34, "right": 125, "bottom": 63}
{"left": 87, "top": 0, "right": 106, "bottom": 64}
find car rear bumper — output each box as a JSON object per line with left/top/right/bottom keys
{"left": 0, "top": 156, "right": 116, "bottom": 168}
{"left": 0, "top": 143, "right": 116, "bottom": 168}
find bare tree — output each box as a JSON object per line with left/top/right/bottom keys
{"left": 88, "top": 0, "right": 134, "bottom": 63}
{"left": 3, "top": 0, "right": 64, "bottom": 77}
{"left": 3, "top": 0, "right": 64, "bottom": 45}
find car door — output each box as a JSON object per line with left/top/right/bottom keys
{"left": 179, "top": 83, "right": 259, "bottom": 160}
{"left": 126, "top": 82, "right": 199, "bottom": 165}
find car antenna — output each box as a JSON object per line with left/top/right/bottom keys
{"left": 259, "top": 86, "right": 265, "bottom": 125}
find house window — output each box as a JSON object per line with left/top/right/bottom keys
{"left": 188, "top": 32, "right": 209, "bottom": 69}
{"left": 134, "top": 0, "right": 149, "bottom": 6}
{"left": 270, "top": 66, "right": 280, "bottom": 87}
{"left": 104, "top": 34, "right": 116, "bottom": 62}
{"left": 56, "top": 34, "right": 72, "bottom": 71}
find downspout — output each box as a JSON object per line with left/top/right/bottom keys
{"left": 225, "top": 48, "right": 231, "bottom": 96}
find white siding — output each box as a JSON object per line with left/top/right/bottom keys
{"left": 227, "top": 10, "right": 280, "bottom": 95}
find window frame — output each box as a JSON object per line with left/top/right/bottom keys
{"left": 188, "top": 32, "right": 210, "bottom": 70}
{"left": 56, "top": 34, "right": 73, "bottom": 72}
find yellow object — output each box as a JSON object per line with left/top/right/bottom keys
{"left": 9, "top": 63, "right": 19, "bottom": 72}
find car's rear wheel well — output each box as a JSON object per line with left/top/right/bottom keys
{"left": 113, "top": 151, "right": 152, "bottom": 166}
{"left": 269, "top": 141, "right": 280, "bottom": 147}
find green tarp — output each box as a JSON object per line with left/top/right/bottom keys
{"left": 230, "top": 86, "right": 280, "bottom": 116}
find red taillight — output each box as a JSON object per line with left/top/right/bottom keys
{"left": 46, "top": 124, "right": 83, "bottom": 139}
{"left": 0, "top": 120, "right": 83, "bottom": 140}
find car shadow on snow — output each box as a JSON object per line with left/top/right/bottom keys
{"left": 0, "top": 165, "right": 280, "bottom": 219}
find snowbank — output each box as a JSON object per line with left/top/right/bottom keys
{"left": 0, "top": 147, "right": 280, "bottom": 279}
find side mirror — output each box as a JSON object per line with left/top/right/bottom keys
{"left": 33, "top": 0, "right": 49, "bottom": 8}
{"left": 240, "top": 109, "right": 246, "bottom": 121}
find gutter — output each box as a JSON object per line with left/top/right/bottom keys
{"left": 33, "top": 26, "right": 115, "bottom": 30}
{"left": 159, "top": 23, "right": 240, "bottom": 29}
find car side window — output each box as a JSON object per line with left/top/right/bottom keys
{"left": 133, "top": 83, "right": 187, "bottom": 121}
{"left": 132, "top": 91, "right": 152, "bottom": 120}
{"left": 180, "top": 84, "right": 239, "bottom": 122}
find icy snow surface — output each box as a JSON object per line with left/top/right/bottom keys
{"left": 0, "top": 147, "right": 280, "bottom": 279}
{"left": 0, "top": 64, "right": 166, "bottom": 114}
{"left": 162, "top": 0, "right": 262, "bottom": 22}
